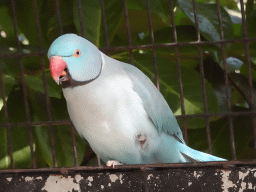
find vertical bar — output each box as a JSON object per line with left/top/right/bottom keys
{"left": 97, "top": 155, "right": 102, "bottom": 167}
{"left": 0, "top": 60, "right": 14, "bottom": 168}
{"left": 77, "top": 0, "right": 86, "bottom": 38}
{"left": 191, "top": 0, "right": 212, "bottom": 153}
{"left": 239, "top": 0, "right": 256, "bottom": 158}
{"left": 216, "top": 0, "right": 236, "bottom": 159}
{"left": 100, "top": 0, "right": 110, "bottom": 53}
{"left": 123, "top": 0, "right": 134, "bottom": 64}
{"left": 97, "top": 0, "right": 110, "bottom": 167}
{"left": 32, "top": 0, "right": 59, "bottom": 167}
{"left": 70, "top": 125, "right": 78, "bottom": 166}
{"left": 10, "top": 0, "right": 36, "bottom": 168}
{"left": 145, "top": 0, "right": 159, "bottom": 89}
{"left": 168, "top": 0, "right": 188, "bottom": 143}
{"left": 54, "top": 0, "right": 63, "bottom": 35}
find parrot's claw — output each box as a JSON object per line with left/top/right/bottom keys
{"left": 106, "top": 160, "right": 123, "bottom": 167}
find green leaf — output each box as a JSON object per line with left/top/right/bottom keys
{"left": 0, "top": 140, "right": 34, "bottom": 169}
{"left": 32, "top": 95, "right": 87, "bottom": 167}
{"left": 244, "top": 58, "right": 256, "bottom": 83}
{"left": 246, "top": 0, "right": 254, "bottom": 20}
{"left": 10, "top": 127, "right": 34, "bottom": 168}
{"left": 196, "top": 0, "right": 239, "bottom": 10}
{"left": 112, "top": 7, "right": 171, "bottom": 47}
{"left": 232, "top": 87, "right": 247, "bottom": 108}
{"left": 24, "top": 73, "right": 62, "bottom": 99}
{"left": 0, "top": 6, "right": 15, "bottom": 39}
{"left": 22, "top": 57, "right": 42, "bottom": 71}
{"left": 27, "top": 84, "right": 87, "bottom": 167}
{"left": 14, "top": 0, "right": 44, "bottom": 47}
{"left": 177, "top": 0, "right": 234, "bottom": 42}
{"left": 188, "top": 106, "right": 255, "bottom": 160}
{"left": 0, "top": 75, "right": 16, "bottom": 111}
{"left": 126, "top": 0, "right": 145, "bottom": 10}
{"left": 51, "top": 97, "right": 87, "bottom": 167}
{"left": 118, "top": 51, "right": 219, "bottom": 128}
{"left": 140, "top": 26, "right": 220, "bottom": 69}
{"left": 99, "top": 0, "right": 124, "bottom": 46}
{"left": 174, "top": 9, "right": 193, "bottom": 26}
{"left": 0, "top": 6, "right": 18, "bottom": 54}
{"left": 46, "top": 0, "right": 74, "bottom": 43}
{"left": 73, "top": 0, "right": 101, "bottom": 47}
{"left": 0, "top": 86, "right": 33, "bottom": 168}
{"left": 233, "top": 23, "right": 242, "bottom": 37}
{"left": 34, "top": 124, "right": 87, "bottom": 167}
{"left": 229, "top": 72, "right": 256, "bottom": 108}
{"left": 0, "top": 128, "right": 8, "bottom": 169}
{"left": 246, "top": 9, "right": 256, "bottom": 38}
{"left": 127, "top": 0, "right": 177, "bottom": 25}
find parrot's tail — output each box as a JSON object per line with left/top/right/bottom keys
{"left": 179, "top": 144, "right": 226, "bottom": 162}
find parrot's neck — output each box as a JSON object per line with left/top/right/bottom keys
{"left": 62, "top": 52, "right": 105, "bottom": 89}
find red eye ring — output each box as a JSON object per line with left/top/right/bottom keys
{"left": 73, "top": 49, "right": 81, "bottom": 57}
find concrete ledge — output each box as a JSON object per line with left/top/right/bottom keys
{"left": 0, "top": 161, "right": 256, "bottom": 191}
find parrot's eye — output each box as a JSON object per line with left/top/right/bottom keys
{"left": 73, "top": 49, "right": 81, "bottom": 57}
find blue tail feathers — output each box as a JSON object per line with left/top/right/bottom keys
{"left": 179, "top": 143, "right": 226, "bottom": 162}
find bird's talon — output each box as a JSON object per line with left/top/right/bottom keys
{"left": 106, "top": 160, "right": 123, "bottom": 167}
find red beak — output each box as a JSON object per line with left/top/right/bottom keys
{"left": 49, "top": 56, "right": 67, "bottom": 84}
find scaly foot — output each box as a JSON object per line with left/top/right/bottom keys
{"left": 106, "top": 160, "right": 123, "bottom": 167}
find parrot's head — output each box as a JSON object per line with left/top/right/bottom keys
{"left": 47, "top": 33, "right": 102, "bottom": 87}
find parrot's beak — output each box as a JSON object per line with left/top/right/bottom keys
{"left": 49, "top": 56, "right": 69, "bottom": 85}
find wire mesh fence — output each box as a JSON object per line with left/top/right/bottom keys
{"left": 0, "top": 0, "right": 256, "bottom": 172}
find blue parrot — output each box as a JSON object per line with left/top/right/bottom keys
{"left": 48, "top": 34, "right": 226, "bottom": 166}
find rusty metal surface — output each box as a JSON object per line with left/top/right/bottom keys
{"left": 0, "top": 161, "right": 256, "bottom": 191}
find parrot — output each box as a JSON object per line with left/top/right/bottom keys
{"left": 48, "top": 33, "right": 226, "bottom": 166}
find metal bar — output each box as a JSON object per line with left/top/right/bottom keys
{"left": 72, "top": 0, "right": 90, "bottom": 168}
{"left": 1, "top": 111, "right": 256, "bottom": 129}
{"left": 145, "top": 0, "right": 159, "bottom": 89}
{"left": 0, "top": 120, "right": 72, "bottom": 128}
{"left": 32, "top": 0, "right": 58, "bottom": 167}
{"left": 216, "top": 0, "right": 236, "bottom": 160}
{"left": 123, "top": 0, "right": 134, "bottom": 64}
{"left": 168, "top": 0, "right": 188, "bottom": 143}
{"left": 41, "top": 56, "right": 58, "bottom": 167}
{"left": 239, "top": 0, "right": 256, "bottom": 158}
{"left": 100, "top": 0, "right": 110, "bottom": 52}
{"left": 2, "top": 37, "right": 256, "bottom": 59}
{"left": 191, "top": 0, "right": 212, "bottom": 152}
{"left": 99, "top": 37, "right": 256, "bottom": 52}
{"left": 77, "top": 0, "right": 86, "bottom": 38}
{"left": 54, "top": 0, "right": 63, "bottom": 35}
{"left": 0, "top": 160, "right": 256, "bottom": 174}
{"left": 71, "top": 125, "right": 78, "bottom": 166}
{"left": 50, "top": 0, "right": 65, "bottom": 167}
{"left": 10, "top": 0, "right": 35, "bottom": 168}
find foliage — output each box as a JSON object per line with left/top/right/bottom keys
{"left": 0, "top": 0, "right": 255, "bottom": 168}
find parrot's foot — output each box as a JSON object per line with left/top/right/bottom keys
{"left": 137, "top": 134, "right": 148, "bottom": 150}
{"left": 106, "top": 160, "right": 123, "bottom": 167}
{"left": 97, "top": 155, "right": 103, "bottom": 167}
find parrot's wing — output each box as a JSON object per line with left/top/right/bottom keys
{"left": 121, "top": 62, "right": 185, "bottom": 144}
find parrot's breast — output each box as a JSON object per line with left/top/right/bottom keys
{"left": 62, "top": 56, "right": 160, "bottom": 164}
